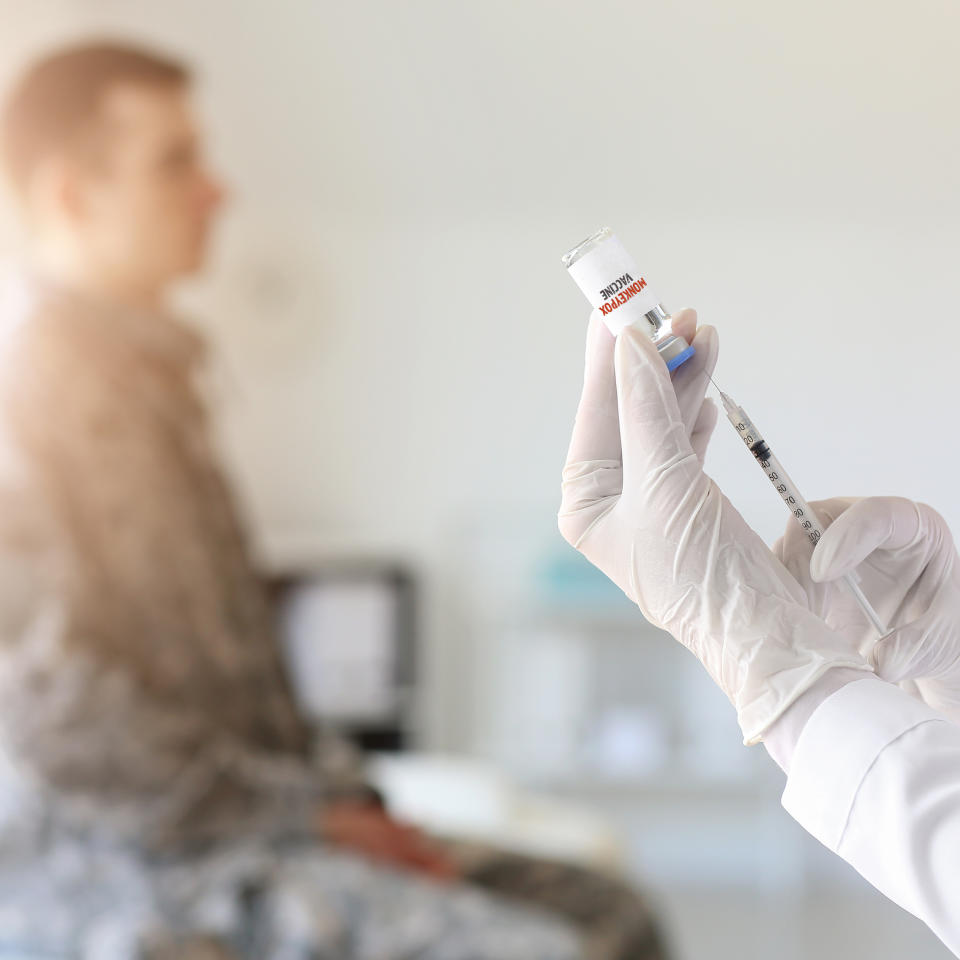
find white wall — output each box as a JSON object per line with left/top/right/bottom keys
{"left": 1, "top": 0, "right": 958, "bottom": 755}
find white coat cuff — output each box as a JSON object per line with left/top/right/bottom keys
{"left": 781, "top": 678, "right": 943, "bottom": 851}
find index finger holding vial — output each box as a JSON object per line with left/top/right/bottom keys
{"left": 667, "top": 307, "right": 698, "bottom": 348}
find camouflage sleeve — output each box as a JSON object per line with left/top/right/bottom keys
{"left": 0, "top": 607, "right": 324, "bottom": 852}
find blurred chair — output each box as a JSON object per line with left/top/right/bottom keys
{"left": 272, "top": 561, "right": 622, "bottom": 873}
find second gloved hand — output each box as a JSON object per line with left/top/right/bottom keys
{"left": 774, "top": 497, "right": 960, "bottom": 724}
{"left": 559, "top": 312, "right": 872, "bottom": 744}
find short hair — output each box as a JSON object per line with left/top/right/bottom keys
{"left": 0, "top": 40, "right": 190, "bottom": 195}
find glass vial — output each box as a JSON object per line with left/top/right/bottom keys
{"left": 562, "top": 227, "right": 695, "bottom": 372}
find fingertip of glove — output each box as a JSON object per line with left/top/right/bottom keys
{"left": 693, "top": 322, "right": 717, "bottom": 342}
{"left": 810, "top": 515, "right": 857, "bottom": 581}
{"left": 809, "top": 543, "right": 835, "bottom": 582}
{"left": 692, "top": 325, "right": 719, "bottom": 366}
{"left": 587, "top": 307, "right": 607, "bottom": 330}
{"left": 668, "top": 307, "right": 698, "bottom": 339}
{"left": 617, "top": 321, "right": 659, "bottom": 360}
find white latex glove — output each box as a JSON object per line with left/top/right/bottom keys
{"left": 774, "top": 496, "right": 960, "bottom": 723}
{"left": 558, "top": 311, "right": 872, "bottom": 743}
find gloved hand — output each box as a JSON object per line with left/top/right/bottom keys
{"left": 774, "top": 496, "right": 960, "bottom": 723}
{"left": 558, "top": 310, "right": 872, "bottom": 744}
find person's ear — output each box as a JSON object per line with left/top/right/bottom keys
{"left": 28, "top": 156, "right": 89, "bottom": 227}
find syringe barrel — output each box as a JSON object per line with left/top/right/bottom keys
{"left": 562, "top": 227, "right": 694, "bottom": 372}
{"left": 722, "top": 402, "right": 824, "bottom": 545}
{"left": 761, "top": 452, "right": 825, "bottom": 545}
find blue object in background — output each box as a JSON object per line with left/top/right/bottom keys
{"left": 538, "top": 549, "right": 635, "bottom": 611}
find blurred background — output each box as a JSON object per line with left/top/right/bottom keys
{"left": 0, "top": 1, "right": 957, "bottom": 958}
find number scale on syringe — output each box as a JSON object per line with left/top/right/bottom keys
{"left": 722, "top": 398, "right": 823, "bottom": 545}
{"left": 715, "top": 388, "right": 891, "bottom": 639}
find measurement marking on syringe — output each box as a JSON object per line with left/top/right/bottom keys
{"left": 731, "top": 417, "right": 820, "bottom": 545}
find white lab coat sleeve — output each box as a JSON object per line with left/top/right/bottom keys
{"left": 782, "top": 677, "right": 960, "bottom": 957}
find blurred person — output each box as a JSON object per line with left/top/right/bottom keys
{"left": 0, "top": 41, "right": 666, "bottom": 960}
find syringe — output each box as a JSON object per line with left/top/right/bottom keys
{"left": 714, "top": 386, "right": 891, "bottom": 639}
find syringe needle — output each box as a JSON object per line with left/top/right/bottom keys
{"left": 705, "top": 373, "right": 736, "bottom": 415}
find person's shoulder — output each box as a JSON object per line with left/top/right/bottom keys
{"left": 10, "top": 287, "right": 97, "bottom": 346}
{"left": 0, "top": 291, "right": 105, "bottom": 404}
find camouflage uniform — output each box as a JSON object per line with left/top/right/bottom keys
{"left": 0, "top": 284, "right": 668, "bottom": 960}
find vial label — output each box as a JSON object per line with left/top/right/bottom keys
{"left": 566, "top": 232, "right": 661, "bottom": 335}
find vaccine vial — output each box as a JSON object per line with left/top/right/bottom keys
{"left": 562, "top": 227, "right": 695, "bottom": 372}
